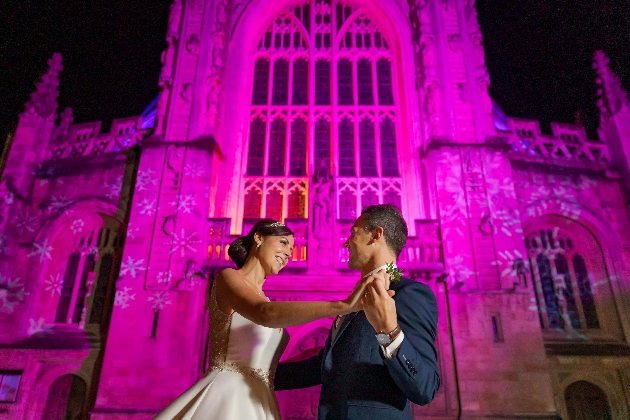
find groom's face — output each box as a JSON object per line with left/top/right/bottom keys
{"left": 344, "top": 215, "right": 373, "bottom": 270}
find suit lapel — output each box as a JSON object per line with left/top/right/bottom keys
{"left": 331, "top": 311, "right": 360, "bottom": 347}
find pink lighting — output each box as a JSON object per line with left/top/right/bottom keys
{"left": 1, "top": 1, "right": 629, "bottom": 419}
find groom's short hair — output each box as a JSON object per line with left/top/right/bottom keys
{"left": 361, "top": 204, "right": 408, "bottom": 257}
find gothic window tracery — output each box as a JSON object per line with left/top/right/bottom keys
{"left": 526, "top": 228, "right": 600, "bottom": 331}
{"left": 244, "top": 2, "right": 402, "bottom": 221}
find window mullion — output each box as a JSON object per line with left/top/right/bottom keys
{"left": 530, "top": 254, "right": 550, "bottom": 329}
{"left": 567, "top": 251, "right": 588, "bottom": 328}
{"left": 67, "top": 251, "right": 87, "bottom": 324}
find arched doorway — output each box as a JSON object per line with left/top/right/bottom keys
{"left": 565, "top": 380, "right": 612, "bottom": 420}
{"left": 42, "top": 374, "right": 87, "bottom": 420}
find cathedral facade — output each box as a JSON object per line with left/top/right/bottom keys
{"left": 1, "top": 0, "right": 630, "bottom": 419}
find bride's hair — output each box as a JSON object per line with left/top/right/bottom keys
{"left": 228, "top": 219, "right": 294, "bottom": 268}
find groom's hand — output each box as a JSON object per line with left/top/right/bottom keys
{"left": 362, "top": 275, "right": 398, "bottom": 333}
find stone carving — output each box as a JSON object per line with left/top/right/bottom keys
{"left": 457, "top": 83, "right": 469, "bottom": 102}
{"left": 216, "top": 0, "right": 227, "bottom": 27}
{"left": 160, "top": 36, "right": 176, "bottom": 86}
{"left": 312, "top": 160, "right": 333, "bottom": 268}
{"left": 186, "top": 33, "right": 200, "bottom": 54}
{"left": 167, "top": 0, "right": 183, "bottom": 39}
{"left": 181, "top": 82, "right": 193, "bottom": 102}
{"left": 24, "top": 53, "right": 63, "bottom": 119}
{"left": 448, "top": 34, "right": 462, "bottom": 51}
{"left": 156, "top": 81, "right": 171, "bottom": 134}
{"left": 212, "top": 32, "right": 225, "bottom": 72}
{"left": 51, "top": 107, "right": 73, "bottom": 143}
{"left": 556, "top": 285, "right": 576, "bottom": 335}
{"left": 593, "top": 50, "right": 630, "bottom": 121}
{"left": 478, "top": 73, "right": 493, "bottom": 113}
{"left": 425, "top": 80, "right": 441, "bottom": 134}
{"left": 206, "top": 76, "right": 221, "bottom": 126}
{"left": 420, "top": 34, "right": 435, "bottom": 67}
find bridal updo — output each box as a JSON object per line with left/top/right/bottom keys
{"left": 228, "top": 219, "right": 294, "bottom": 268}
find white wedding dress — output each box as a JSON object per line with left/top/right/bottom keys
{"left": 155, "top": 286, "right": 289, "bottom": 420}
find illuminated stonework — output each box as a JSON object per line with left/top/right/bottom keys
{"left": 1, "top": 1, "right": 629, "bottom": 419}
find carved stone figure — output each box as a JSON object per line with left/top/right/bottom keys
{"left": 312, "top": 175, "right": 332, "bottom": 234}
{"left": 458, "top": 83, "right": 469, "bottom": 102}
{"left": 206, "top": 77, "right": 221, "bottom": 126}
{"left": 167, "top": 0, "right": 183, "bottom": 39}
{"left": 181, "top": 83, "right": 193, "bottom": 103}
{"left": 216, "top": 1, "right": 227, "bottom": 26}
{"left": 212, "top": 32, "right": 225, "bottom": 70}
{"left": 186, "top": 33, "right": 200, "bottom": 54}
{"left": 160, "top": 36, "right": 176, "bottom": 85}
{"left": 425, "top": 80, "right": 441, "bottom": 134}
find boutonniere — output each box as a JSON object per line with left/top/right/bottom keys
{"left": 385, "top": 262, "right": 402, "bottom": 284}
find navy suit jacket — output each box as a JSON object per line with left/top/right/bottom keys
{"left": 274, "top": 277, "right": 440, "bottom": 420}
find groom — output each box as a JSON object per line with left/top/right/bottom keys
{"left": 275, "top": 204, "right": 440, "bottom": 419}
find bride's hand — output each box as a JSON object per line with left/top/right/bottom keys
{"left": 341, "top": 271, "right": 385, "bottom": 314}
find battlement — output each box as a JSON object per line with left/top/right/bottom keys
{"left": 503, "top": 118, "right": 610, "bottom": 168}
{"left": 48, "top": 116, "right": 146, "bottom": 161}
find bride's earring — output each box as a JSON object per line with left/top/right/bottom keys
{"left": 256, "top": 243, "right": 261, "bottom": 249}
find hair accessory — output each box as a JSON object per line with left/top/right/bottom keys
{"left": 268, "top": 222, "right": 285, "bottom": 228}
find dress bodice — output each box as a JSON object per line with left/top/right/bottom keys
{"left": 209, "top": 284, "right": 289, "bottom": 388}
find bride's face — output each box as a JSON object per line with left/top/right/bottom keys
{"left": 258, "top": 235, "right": 294, "bottom": 274}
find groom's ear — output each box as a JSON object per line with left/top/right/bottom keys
{"left": 370, "top": 226, "right": 385, "bottom": 243}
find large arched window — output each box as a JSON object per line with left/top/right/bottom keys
{"left": 525, "top": 215, "right": 623, "bottom": 340}
{"left": 243, "top": 1, "right": 402, "bottom": 221}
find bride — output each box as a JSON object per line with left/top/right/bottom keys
{"left": 154, "top": 219, "right": 370, "bottom": 420}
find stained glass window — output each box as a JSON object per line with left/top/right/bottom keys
{"left": 380, "top": 116, "right": 399, "bottom": 177}
{"left": 268, "top": 117, "right": 286, "bottom": 176}
{"left": 266, "top": 188, "right": 283, "bottom": 221}
{"left": 359, "top": 117, "right": 377, "bottom": 176}
{"left": 357, "top": 58, "right": 374, "bottom": 106}
{"left": 244, "top": 189, "right": 262, "bottom": 218}
{"left": 290, "top": 117, "right": 307, "bottom": 176}
{"left": 338, "top": 116, "right": 355, "bottom": 176}
{"left": 339, "top": 189, "right": 357, "bottom": 219}
{"left": 272, "top": 58, "right": 289, "bottom": 105}
{"left": 377, "top": 58, "right": 394, "bottom": 106}
{"left": 252, "top": 58, "right": 270, "bottom": 105}
{"left": 292, "top": 58, "right": 308, "bottom": 105}
{"left": 244, "top": 4, "right": 403, "bottom": 223}
{"left": 314, "top": 117, "right": 330, "bottom": 170}
{"left": 573, "top": 254, "right": 599, "bottom": 328}
{"left": 338, "top": 58, "right": 353, "bottom": 105}
{"left": 315, "top": 59, "right": 331, "bottom": 105}
{"left": 288, "top": 189, "right": 306, "bottom": 218}
{"left": 246, "top": 116, "right": 266, "bottom": 176}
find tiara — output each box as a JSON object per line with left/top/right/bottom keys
{"left": 269, "top": 222, "right": 285, "bottom": 228}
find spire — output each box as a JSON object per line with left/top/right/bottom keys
{"left": 24, "top": 53, "right": 63, "bottom": 119}
{"left": 593, "top": 50, "right": 629, "bottom": 122}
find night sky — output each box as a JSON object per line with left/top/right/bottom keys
{"left": 1, "top": 0, "right": 629, "bottom": 153}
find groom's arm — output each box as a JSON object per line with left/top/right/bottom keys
{"left": 383, "top": 283, "right": 440, "bottom": 405}
{"left": 274, "top": 348, "right": 324, "bottom": 390}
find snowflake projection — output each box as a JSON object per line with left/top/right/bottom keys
{"left": 558, "top": 201, "right": 581, "bottom": 220}
{"left": 0, "top": 274, "right": 29, "bottom": 313}
{"left": 147, "top": 291, "right": 173, "bottom": 311}
{"left": 445, "top": 254, "right": 475, "bottom": 289}
{"left": 184, "top": 162, "right": 207, "bottom": 178}
{"left": 136, "top": 168, "right": 158, "bottom": 191}
{"left": 70, "top": 219, "right": 85, "bottom": 234}
{"left": 156, "top": 270, "right": 172, "bottom": 285}
{"left": 120, "top": 256, "right": 146, "bottom": 278}
{"left": 28, "top": 238, "right": 54, "bottom": 263}
{"left": 49, "top": 195, "right": 72, "bottom": 214}
{"left": 171, "top": 193, "right": 197, "bottom": 214}
{"left": 45, "top": 273, "right": 63, "bottom": 297}
{"left": 27, "top": 318, "right": 53, "bottom": 336}
{"left": 578, "top": 174, "right": 598, "bottom": 190}
{"left": 169, "top": 229, "right": 202, "bottom": 257}
{"left": 114, "top": 286, "right": 136, "bottom": 309}
{"left": 491, "top": 207, "right": 523, "bottom": 237}
{"left": 15, "top": 213, "right": 39, "bottom": 234}
{"left": 0, "top": 232, "right": 7, "bottom": 255}
{"left": 138, "top": 197, "right": 157, "bottom": 217}
{"left": 491, "top": 249, "right": 528, "bottom": 284}
{"left": 103, "top": 176, "right": 123, "bottom": 200}
{"left": 126, "top": 223, "right": 140, "bottom": 239}
{"left": 3, "top": 192, "right": 15, "bottom": 205}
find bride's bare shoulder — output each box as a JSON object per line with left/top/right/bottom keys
{"left": 217, "top": 268, "right": 240, "bottom": 283}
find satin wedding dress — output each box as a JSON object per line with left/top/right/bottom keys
{"left": 155, "top": 286, "right": 289, "bottom": 420}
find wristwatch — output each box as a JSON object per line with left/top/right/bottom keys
{"left": 375, "top": 324, "right": 401, "bottom": 346}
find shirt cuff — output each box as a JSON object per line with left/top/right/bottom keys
{"left": 381, "top": 331, "right": 405, "bottom": 360}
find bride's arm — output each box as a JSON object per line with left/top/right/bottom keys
{"left": 215, "top": 268, "right": 369, "bottom": 329}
